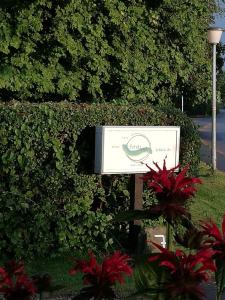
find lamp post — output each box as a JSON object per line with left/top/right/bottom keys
{"left": 207, "top": 27, "right": 224, "bottom": 171}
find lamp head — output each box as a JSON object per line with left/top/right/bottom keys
{"left": 208, "top": 27, "right": 224, "bottom": 44}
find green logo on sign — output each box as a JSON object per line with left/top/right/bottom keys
{"left": 122, "top": 134, "right": 152, "bottom": 162}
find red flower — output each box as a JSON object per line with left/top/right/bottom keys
{"left": 142, "top": 160, "right": 201, "bottom": 222}
{"left": 149, "top": 243, "right": 216, "bottom": 299}
{"left": 69, "top": 251, "right": 132, "bottom": 299}
{"left": 0, "top": 261, "right": 36, "bottom": 300}
{"left": 0, "top": 268, "right": 11, "bottom": 290}
{"left": 69, "top": 251, "right": 101, "bottom": 285}
{"left": 201, "top": 214, "right": 225, "bottom": 259}
{"left": 4, "top": 260, "right": 25, "bottom": 277}
{"left": 69, "top": 251, "right": 132, "bottom": 285}
{"left": 101, "top": 251, "right": 133, "bottom": 284}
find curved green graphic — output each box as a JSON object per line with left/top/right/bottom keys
{"left": 122, "top": 133, "right": 152, "bottom": 162}
{"left": 122, "top": 144, "right": 152, "bottom": 156}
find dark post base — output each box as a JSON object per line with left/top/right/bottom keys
{"left": 129, "top": 174, "right": 147, "bottom": 255}
{"left": 128, "top": 223, "right": 147, "bottom": 255}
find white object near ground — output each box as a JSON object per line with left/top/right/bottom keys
{"left": 154, "top": 234, "right": 166, "bottom": 248}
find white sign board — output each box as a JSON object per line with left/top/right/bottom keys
{"left": 94, "top": 126, "right": 180, "bottom": 174}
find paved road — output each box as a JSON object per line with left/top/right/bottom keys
{"left": 193, "top": 109, "right": 225, "bottom": 172}
{"left": 203, "top": 283, "right": 225, "bottom": 300}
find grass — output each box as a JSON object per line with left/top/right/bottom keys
{"left": 26, "top": 254, "right": 82, "bottom": 295}
{"left": 190, "top": 162, "right": 225, "bottom": 226}
{"left": 3, "top": 162, "right": 225, "bottom": 297}
{"left": 25, "top": 253, "right": 136, "bottom": 298}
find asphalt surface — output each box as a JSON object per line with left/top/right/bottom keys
{"left": 193, "top": 109, "right": 225, "bottom": 172}
{"left": 203, "top": 283, "right": 225, "bottom": 300}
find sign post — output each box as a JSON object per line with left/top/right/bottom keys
{"left": 95, "top": 126, "right": 180, "bottom": 252}
{"left": 129, "top": 173, "right": 147, "bottom": 254}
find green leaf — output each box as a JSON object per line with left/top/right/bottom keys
{"left": 129, "top": 255, "right": 166, "bottom": 300}
{"left": 17, "top": 154, "right": 23, "bottom": 167}
{"left": 20, "top": 202, "right": 29, "bottom": 209}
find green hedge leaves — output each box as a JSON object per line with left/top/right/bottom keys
{"left": 0, "top": 102, "right": 200, "bottom": 257}
{"left": 0, "top": 0, "right": 215, "bottom": 107}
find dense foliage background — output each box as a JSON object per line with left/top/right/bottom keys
{"left": 0, "top": 102, "right": 200, "bottom": 258}
{"left": 0, "top": 0, "right": 220, "bottom": 259}
{"left": 0, "top": 0, "right": 216, "bottom": 109}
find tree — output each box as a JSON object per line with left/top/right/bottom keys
{"left": 218, "top": 72, "right": 225, "bottom": 107}
{"left": 0, "top": 0, "right": 217, "bottom": 106}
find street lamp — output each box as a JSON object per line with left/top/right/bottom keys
{"left": 207, "top": 27, "right": 224, "bottom": 171}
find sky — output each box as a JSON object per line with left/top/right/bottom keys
{"left": 214, "top": 1, "right": 225, "bottom": 43}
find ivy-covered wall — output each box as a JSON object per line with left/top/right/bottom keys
{"left": 0, "top": 102, "right": 200, "bottom": 258}
{"left": 0, "top": 0, "right": 215, "bottom": 107}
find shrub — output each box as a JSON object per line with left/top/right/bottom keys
{"left": 0, "top": 0, "right": 215, "bottom": 108}
{"left": 0, "top": 102, "right": 200, "bottom": 257}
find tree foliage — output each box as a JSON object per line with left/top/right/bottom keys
{"left": 218, "top": 72, "right": 225, "bottom": 106}
{"left": 0, "top": 0, "right": 216, "bottom": 106}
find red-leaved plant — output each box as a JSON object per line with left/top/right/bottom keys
{"left": 148, "top": 243, "right": 216, "bottom": 300}
{"left": 201, "top": 214, "right": 225, "bottom": 300}
{"left": 142, "top": 160, "right": 202, "bottom": 223}
{"left": 201, "top": 214, "right": 225, "bottom": 259}
{"left": 0, "top": 260, "right": 36, "bottom": 300}
{"left": 114, "top": 159, "right": 202, "bottom": 251}
{"left": 69, "top": 251, "right": 132, "bottom": 300}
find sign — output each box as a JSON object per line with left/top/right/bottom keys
{"left": 94, "top": 126, "right": 180, "bottom": 174}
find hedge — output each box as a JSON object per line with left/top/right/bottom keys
{"left": 0, "top": 102, "right": 200, "bottom": 258}
{"left": 0, "top": 0, "right": 215, "bottom": 107}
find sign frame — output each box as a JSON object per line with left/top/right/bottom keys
{"left": 94, "top": 126, "right": 180, "bottom": 174}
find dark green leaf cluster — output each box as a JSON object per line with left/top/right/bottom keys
{"left": 0, "top": 102, "right": 200, "bottom": 258}
{"left": 0, "top": 0, "right": 215, "bottom": 107}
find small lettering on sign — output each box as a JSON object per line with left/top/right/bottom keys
{"left": 156, "top": 148, "right": 171, "bottom": 152}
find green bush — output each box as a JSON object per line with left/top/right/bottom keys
{"left": 0, "top": 102, "right": 200, "bottom": 258}
{"left": 0, "top": 0, "right": 215, "bottom": 107}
